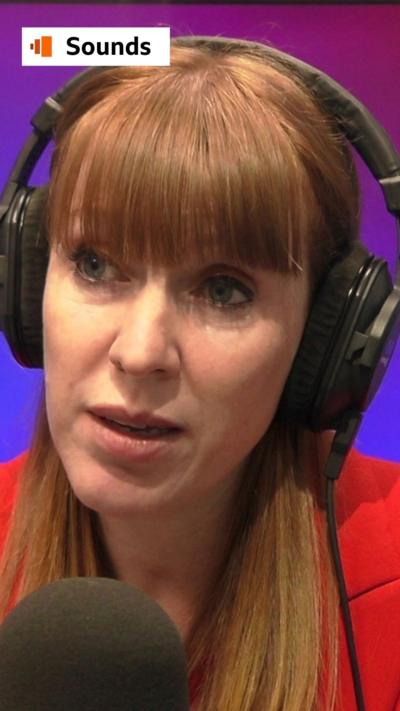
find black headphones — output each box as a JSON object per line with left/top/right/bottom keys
{"left": 0, "top": 35, "right": 400, "bottom": 435}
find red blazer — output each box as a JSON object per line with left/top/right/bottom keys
{"left": 1, "top": 447, "right": 400, "bottom": 709}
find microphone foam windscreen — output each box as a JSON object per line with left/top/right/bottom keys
{"left": 0, "top": 577, "right": 190, "bottom": 710}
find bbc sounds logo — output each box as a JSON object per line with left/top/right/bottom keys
{"left": 22, "top": 27, "right": 170, "bottom": 66}
{"left": 30, "top": 35, "right": 53, "bottom": 57}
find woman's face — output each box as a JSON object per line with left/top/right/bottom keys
{"left": 42, "top": 243, "right": 310, "bottom": 518}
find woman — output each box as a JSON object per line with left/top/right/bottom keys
{"left": 1, "top": 37, "right": 400, "bottom": 710}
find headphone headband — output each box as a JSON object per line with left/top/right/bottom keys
{"left": 1, "top": 36, "right": 400, "bottom": 221}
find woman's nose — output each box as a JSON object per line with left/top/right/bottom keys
{"left": 108, "top": 284, "right": 181, "bottom": 377}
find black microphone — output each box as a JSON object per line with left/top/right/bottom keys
{"left": 0, "top": 577, "right": 190, "bottom": 710}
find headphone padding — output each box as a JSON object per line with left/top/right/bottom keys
{"left": 18, "top": 186, "right": 49, "bottom": 367}
{"left": 277, "top": 242, "right": 372, "bottom": 428}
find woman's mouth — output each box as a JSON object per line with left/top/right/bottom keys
{"left": 88, "top": 414, "right": 183, "bottom": 463}
{"left": 101, "top": 417, "right": 180, "bottom": 438}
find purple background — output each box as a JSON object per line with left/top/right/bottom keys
{"left": 0, "top": 4, "right": 399, "bottom": 462}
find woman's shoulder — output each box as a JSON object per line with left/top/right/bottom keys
{"left": 337, "top": 447, "right": 400, "bottom": 526}
{"left": 0, "top": 450, "right": 28, "bottom": 559}
{"left": 0, "top": 450, "right": 28, "bottom": 479}
{"left": 0, "top": 450, "right": 28, "bottom": 471}
{"left": 0, "top": 450, "right": 28, "bottom": 513}
{"left": 336, "top": 447, "right": 400, "bottom": 599}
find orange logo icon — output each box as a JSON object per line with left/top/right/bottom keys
{"left": 30, "top": 36, "right": 52, "bottom": 57}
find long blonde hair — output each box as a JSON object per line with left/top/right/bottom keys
{"left": 0, "top": 39, "right": 360, "bottom": 709}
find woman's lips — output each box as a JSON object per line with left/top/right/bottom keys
{"left": 89, "top": 405, "right": 183, "bottom": 430}
{"left": 88, "top": 413, "right": 183, "bottom": 464}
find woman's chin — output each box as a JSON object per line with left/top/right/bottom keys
{"left": 63, "top": 456, "right": 179, "bottom": 518}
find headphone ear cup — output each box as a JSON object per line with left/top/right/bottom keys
{"left": 5, "top": 185, "right": 49, "bottom": 368}
{"left": 19, "top": 185, "right": 49, "bottom": 368}
{"left": 276, "top": 241, "right": 395, "bottom": 431}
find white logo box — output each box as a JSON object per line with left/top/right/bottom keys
{"left": 22, "top": 27, "right": 170, "bottom": 66}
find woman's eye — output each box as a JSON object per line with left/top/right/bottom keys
{"left": 69, "top": 248, "right": 125, "bottom": 284}
{"left": 68, "top": 247, "right": 254, "bottom": 311}
{"left": 200, "top": 275, "right": 254, "bottom": 310}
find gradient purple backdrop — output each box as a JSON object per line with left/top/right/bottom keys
{"left": 0, "top": 3, "right": 399, "bottom": 462}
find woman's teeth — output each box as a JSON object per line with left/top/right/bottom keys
{"left": 106, "top": 419, "right": 171, "bottom": 436}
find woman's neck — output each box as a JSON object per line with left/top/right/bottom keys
{"left": 94, "top": 470, "right": 243, "bottom": 642}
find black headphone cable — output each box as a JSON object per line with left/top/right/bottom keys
{"left": 324, "top": 409, "right": 366, "bottom": 711}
